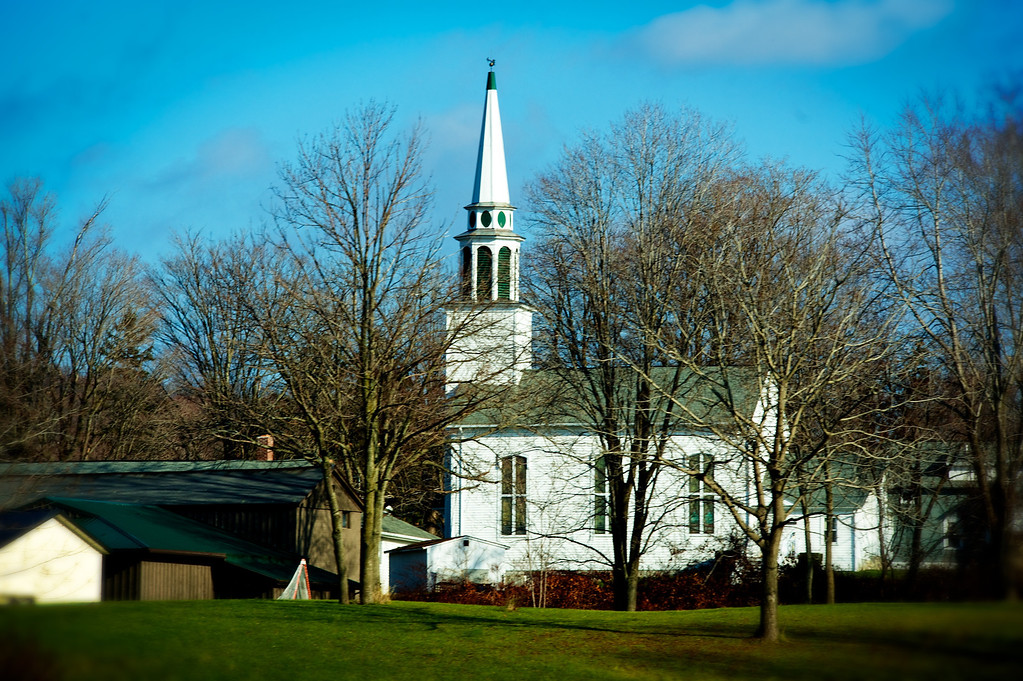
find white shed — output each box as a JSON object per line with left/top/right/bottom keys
{"left": 388, "top": 535, "right": 508, "bottom": 593}
{"left": 0, "top": 510, "right": 107, "bottom": 603}
{"left": 380, "top": 514, "right": 438, "bottom": 595}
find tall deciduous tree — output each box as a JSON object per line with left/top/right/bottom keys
{"left": 1, "top": 179, "right": 167, "bottom": 461}
{"left": 644, "top": 163, "right": 898, "bottom": 641}
{"left": 850, "top": 91, "right": 1023, "bottom": 599}
{"left": 151, "top": 232, "right": 280, "bottom": 459}
{"left": 525, "top": 104, "right": 740, "bottom": 611}
{"left": 262, "top": 103, "right": 497, "bottom": 603}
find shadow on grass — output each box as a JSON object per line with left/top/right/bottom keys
{"left": 228, "top": 598, "right": 767, "bottom": 649}
{"left": 0, "top": 633, "right": 60, "bottom": 681}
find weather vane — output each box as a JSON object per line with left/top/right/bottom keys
{"left": 488, "top": 58, "right": 496, "bottom": 69}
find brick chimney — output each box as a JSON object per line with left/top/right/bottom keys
{"left": 255, "top": 434, "right": 274, "bottom": 461}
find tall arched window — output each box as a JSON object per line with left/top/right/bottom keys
{"left": 497, "top": 247, "right": 511, "bottom": 300}
{"left": 460, "top": 246, "right": 472, "bottom": 298}
{"left": 476, "top": 246, "right": 493, "bottom": 301}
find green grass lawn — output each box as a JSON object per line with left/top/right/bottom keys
{"left": 2, "top": 600, "right": 1021, "bottom": 681}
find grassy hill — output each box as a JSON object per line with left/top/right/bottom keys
{"left": 2, "top": 600, "right": 1021, "bottom": 680}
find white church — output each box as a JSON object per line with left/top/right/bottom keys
{"left": 390, "top": 68, "right": 884, "bottom": 592}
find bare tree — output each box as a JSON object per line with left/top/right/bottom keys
{"left": 643, "top": 163, "right": 899, "bottom": 641}
{"left": 151, "top": 232, "right": 280, "bottom": 459}
{"left": 525, "top": 104, "right": 740, "bottom": 610}
{"left": 1, "top": 179, "right": 167, "bottom": 461}
{"left": 262, "top": 103, "right": 499, "bottom": 604}
{"left": 850, "top": 91, "right": 1023, "bottom": 599}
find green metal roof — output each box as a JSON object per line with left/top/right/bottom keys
{"left": 44, "top": 498, "right": 319, "bottom": 583}
{"left": 0, "top": 459, "right": 315, "bottom": 475}
{"left": 381, "top": 515, "right": 437, "bottom": 541}
{"left": 0, "top": 509, "right": 108, "bottom": 553}
{"left": 453, "top": 367, "right": 761, "bottom": 430}
{"left": 51, "top": 498, "right": 270, "bottom": 554}
{"left": 0, "top": 460, "right": 327, "bottom": 511}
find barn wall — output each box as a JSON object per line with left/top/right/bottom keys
{"left": 296, "top": 506, "right": 362, "bottom": 580}
{"left": 139, "top": 560, "right": 214, "bottom": 600}
{"left": 298, "top": 479, "right": 362, "bottom": 581}
{"left": 175, "top": 505, "right": 297, "bottom": 555}
{"left": 104, "top": 555, "right": 215, "bottom": 600}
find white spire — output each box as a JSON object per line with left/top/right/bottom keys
{"left": 445, "top": 64, "right": 532, "bottom": 393}
{"left": 469, "top": 70, "right": 511, "bottom": 207}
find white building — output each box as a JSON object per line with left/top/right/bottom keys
{"left": 0, "top": 510, "right": 106, "bottom": 603}
{"left": 439, "top": 67, "right": 881, "bottom": 584}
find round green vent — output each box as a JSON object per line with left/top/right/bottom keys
{"left": 497, "top": 211, "right": 506, "bottom": 228}
{"left": 469, "top": 212, "right": 476, "bottom": 228}
{"left": 481, "top": 211, "right": 492, "bottom": 228}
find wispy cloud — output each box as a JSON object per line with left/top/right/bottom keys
{"left": 633, "top": 0, "right": 954, "bottom": 66}
{"left": 148, "top": 128, "right": 273, "bottom": 191}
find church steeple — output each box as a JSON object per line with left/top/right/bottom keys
{"left": 458, "top": 63, "right": 523, "bottom": 303}
{"left": 445, "top": 63, "right": 532, "bottom": 390}
{"left": 469, "top": 69, "right": 511, "bottom": 208}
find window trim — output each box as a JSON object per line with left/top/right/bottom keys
{"left": 500, "top": 455, "right": 527, "bottom": 536}
{"left": 688, "top": 453, "right": 715, "bottom": 535}
{"left": 594, "top": 455, "right": 608, "bottom": 534}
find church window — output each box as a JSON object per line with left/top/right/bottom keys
{"left": 461, "top": 247, "right": 472, "bottom": 298}
{"left": 943, "top": 512, "right": 961, "bottom": 550}
{"left": 476, "top": 246, "right": 493, "bottom": 301}
{"left": 594, "top": 455, "right": 608, "bottom": 534}
{"left": 469, "top": 211, "right": 477, "bottom": 229}
{"left": 688, "top": 453, "right": 714, "bottom": 534}
{"left": 497, "top": 211, "right": 507, "bottom": 228}
{"left": 497, "top": 247, "right": 511, "bottom": 300}
{"left": 481, "top": 210, "right": 492, "bottom": 228}
{"left": 501, "top": 455, "right": 527, "bottom": 535}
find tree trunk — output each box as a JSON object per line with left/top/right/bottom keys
{"left": 360, "top": 482, "right": 385, "bottom": 604}
{"left": 800, "top": 494, "right": 813, "bottom": 604}
{"left": 626, "top": 557, "right": 640, "bottom": 612}
{"left": 756, "top": 530, "right": 783, "bottom": 642}
{"left": 321, "top": 459, "right": 349, "bottom": 604}
{"left": 825, "top": 480, "right": 835, "bottom": 605}
{"left": 875, "top": 477, "right": 889, "bottom": 589}
{"left": 1001, "top": 520, "right": 1018, "bottom": 602}
{"left": 611, "top": 563, "right": 630, "bottom": 611}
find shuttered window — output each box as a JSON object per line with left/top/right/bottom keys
{"left": 594, "top": 455, "right": 608, "bottom": 534}
{"left": 461, "top": 247, "right": 472, "bottom": 298}
{"left": 476, "top": 246, "right": 493, "bottom": 301}
{"left": 688, "top": 453, "right": 715, "bottom": 534}
{"left": 501, "top": 455, "right": 527, "bottom": 535}
{"left": 497, "top": 247, "right": 511, "bottom": 300}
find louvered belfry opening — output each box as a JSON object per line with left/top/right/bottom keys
{"left": 476, "top": 246, "right": 493, "bottom": 301}
{"left": 497, "top": 247, "right": 511, "bottom": 300}
{"left": 461, "top": 246, "right": 472, "bottom": 298}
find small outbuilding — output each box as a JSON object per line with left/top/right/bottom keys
{"left": 388, "top": 535, "right": 508, "bottom": 593}
{"left": 0, "top": 509, "right": 106, "bottom": 603}
{"left": 380, "top": 514, "right": 438, "bottom": 594}
{"left": 0, "top": 460, "right": 363, "bottom": 600}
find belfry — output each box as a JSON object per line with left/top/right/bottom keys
{"left": 445, "top": 65, "right": 532, "bottom": 390}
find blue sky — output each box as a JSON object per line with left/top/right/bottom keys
{"left": 2, "top": 0, "right": 1021, "bottom": 260}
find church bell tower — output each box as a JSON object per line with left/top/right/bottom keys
{"left": 445, "top": 64, "right": 532, "bottom": 391}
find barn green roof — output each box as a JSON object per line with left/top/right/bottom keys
{"left": 41, "top": 497, "right": 332, "bottom": 584}
{"left": 0, "top": 460, "right": 334, "bottom": 511}
{"left": 382, "top": 515, "right": 437, "bottom": 541}
{"left": 453, "top": 367, "right": 762, "bottom": 430}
